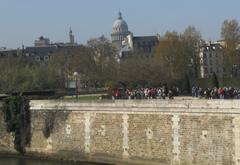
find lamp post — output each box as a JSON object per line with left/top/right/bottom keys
{"left": 73, "top": 72, "right": 78, "bottom": 99}
{"left": 188, "top": 58, "right": 194, "bottom": 79}
{"left": 232, "top": 64, "right": 237, "bottom": 77}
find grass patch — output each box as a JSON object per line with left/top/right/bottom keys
{"left": 63, "top": 94, "right": 103, "bottom": 101}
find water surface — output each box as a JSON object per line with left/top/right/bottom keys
{"left": 0, "top": 156, "right": 107, "bottom": 165}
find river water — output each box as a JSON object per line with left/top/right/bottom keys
{"left": 0, "top": 156, "right": 108, "bottom": 165}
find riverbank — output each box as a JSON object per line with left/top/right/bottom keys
{"left": 0, "top": 153, "right": 113, "bottom": 165}
{"left": 1, "top": 99, "right": 240, "bottom": 165}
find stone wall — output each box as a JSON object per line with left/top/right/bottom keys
{"left": 1, "top": 99, "right": 240, "bottom": 165}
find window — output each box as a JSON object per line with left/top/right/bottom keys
{"left": 210, "top": 68, "right": 213, "bottom": 73}
{"left": 44, "top": 56, "right": 49, "bottom": 61}
{"left": 203, "top": 53, "right": 207, "bottom": 58}
{"left": 144, "top": 47, "right": 149, "bottom": 53}
{"left": 204, "top": 68, "right": 208, "bottom": 73}
{"left": 209, "top": 53, "right": 212, "bottom": 58}
{"left": 223, "top": 67, "right": 226, "bottom": 73}
{"left": 35, "top": 56, "right": 40, "bottom": 61}
{"left": 210, "top": 60, "right": 212, "bottom": 65}
{"left": 149, "top": 47, "right": 152, "bottom": 52}
{"left": 204, "top": 60, "right": 207, "bottom": 65}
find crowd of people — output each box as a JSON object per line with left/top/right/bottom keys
{"left": 112, "top": 86, "right": 180, "bottom": 100}
{"left": 192, "top": 86, "right": 240, "bottom": 99}
{"left": 112, "top": 85, "right": 240, "bottom": 100}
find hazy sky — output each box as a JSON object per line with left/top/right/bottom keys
{"left": 0, "top": 0, "right": 240, "bottom": 48}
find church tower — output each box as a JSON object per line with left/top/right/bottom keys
{"left": 111, "top": 11, "right": 130, "bottom": 50}
{"left": 69, "top": 28, "right": 75, "bottom": 44}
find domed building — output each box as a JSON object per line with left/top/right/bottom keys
{"left": 111, "top": 11, "right": 130, "bottom": 50}
{"left": 111, "top": 11, "right": 161, "bottom": 59}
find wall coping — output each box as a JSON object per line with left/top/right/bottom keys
{"left": 29, "top": 99, "right": 240, "bottom": 114}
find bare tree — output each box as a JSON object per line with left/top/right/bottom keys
{"left": 87, "top": 35, "right": 118, "bottom": 88}
{"left": 221, "top": 19, "right": 240, "bottom": 76}
{"left": 155, "top": 31, "right": 188, "bottom": 81}
{"left": 119, "top": 56, "right": 166, "bottom": 88}
{"left": 221, "top": 19, "right": 240, "bottom": 49}
{"left": 182, "top": 25, "right": 202, "bottom": 78}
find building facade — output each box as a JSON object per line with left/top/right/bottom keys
{"left": 120, "top": 34, "right": 160, "bottom": 58}
{"left": 111, "top": 12, "right": 160, "bottom": 58}
{"left": 34, "top": 36, "right": 50, "bottom": 47}
{"left": 25, "top": 28, "right": 79, "bottom": 62}
{"left": 111, "top": 11, "right": 130, "bottom": 51}
{"left": 25, "top": 45, "right": 57, "bottom": 62}
{"left": 199, "top": 42, "right": 226, "bottom": 78}
{"left": 0, "top": 47, "right": 23, "bottom": 58}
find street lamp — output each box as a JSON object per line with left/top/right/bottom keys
{"left": 188, "top": 58, "right": 194, "bottom": 79}
{"left": 73, "top": 71, "right": 78, "bottom": 99}
{"left": 232, "top": 64, "right": 238, "bottom": 77}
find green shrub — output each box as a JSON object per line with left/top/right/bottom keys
{"left": 2, "top": 96, "right": 31, "bottom": 154}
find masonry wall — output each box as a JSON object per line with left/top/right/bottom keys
{"left": 0, "top": 99, "right": 240, "bottom": 165}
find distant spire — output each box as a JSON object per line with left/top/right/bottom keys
{"left": 118, "top": 10, "right": 122, "bottom": 19}
{"left": 69, "top": 27, "right": 74, "bottom": 44}
{"left": 21, "top": 43, "right": 25, "bottom": 56}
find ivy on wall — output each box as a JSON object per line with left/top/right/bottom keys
{"left": 2, "top": 96, "right": 31, "bottom": 154}
{"left": 42, "top": 111, "right": 56, "bottom": 138}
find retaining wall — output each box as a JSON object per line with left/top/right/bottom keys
{"left": 0, "top": 99, "right": 240, "bottom": 165}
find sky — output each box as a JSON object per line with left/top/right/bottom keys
{"left": 0, "top": 0, "right": 240, "bottom": 48}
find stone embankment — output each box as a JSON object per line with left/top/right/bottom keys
{"left": 0, "top": 98, "right": 240, "bottom": 165}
